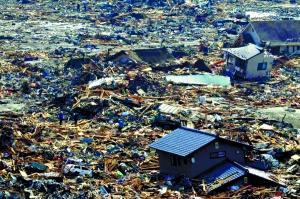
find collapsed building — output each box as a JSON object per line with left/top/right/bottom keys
{"left": 238, "top": 20, "right": 300, "bottom": 56}
{"left": 223, "top": 44, "right": 274, "bottom": 80}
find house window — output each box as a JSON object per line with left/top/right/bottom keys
{"left": 184, "top": 158, "right": 188, "bottom": 165}
{"left": 244, "top": 176, "right": 248, "bottom": 184}
{"left": 236, "top": 58, "right": 246, "bottom": 69}
{"left": 297, "top": 46, "right": 300, "bottom": 51}
{"left": 191, "top": 157, "right": 196, "bottom": 164}
{"left": 171, "top": 155, "right": 181, "bottom": 167}
{"left": 257, "top": 62, "right": 267, "bottom": 71}
{"left": 214, "top": 142, "right": 220, "bottom": 149}
{"left": 171, "top": 155, "right": 177, "bottom": 167}
{"left": 228, "top": 56, "right": 235, "bottom": 64}
{"left": 178, "top": 158, "right": 181, "bottom": 166}
{"left": 210, "top": 151, "right": 226, "bottom": 159}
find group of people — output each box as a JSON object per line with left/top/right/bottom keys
{"left": 58, "top": 111, "right": 79, "bottom": 126}
{"left": 77, "top": 0, "right": 89, "bottom": 12}
{"left": 77, "top": 0, "right": 100, "bottom": 12}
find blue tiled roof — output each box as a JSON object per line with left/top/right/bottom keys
{"left": 149, "top": 127, "right": 216, "bottom": 157}
{"left": 202, "top": 162, "right": 245, "bottom": 193}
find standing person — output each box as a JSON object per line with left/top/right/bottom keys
{"left": 82, "top": 0, "right": 88, "bottom": 12}
{"left": 58, "top": 111, "right": 65, "bottom": 125}
{"left": 77, "top": 3, "right": 80, "bottom": 12}
{"left": 73, "top": 112, "right": 79, "bottom": 126}
{"left": 118, "top": 119, "right": 125, "bottom": 131}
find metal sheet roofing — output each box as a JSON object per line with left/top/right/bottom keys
{"left": 223, "top": 44, "right": 262, "bottom": 60}
{"left": 166, "top": 74, "right": 231, "bottom": 87}
{"left": 158, "top": 104, "right": 181, "bottom": 115}
{"left": 199, "top": 161, "right": 284, "bottom": 193}
{"left": 149, "top": 127, "right": 216, "bottom": 157}
{"left": 202, "top": 162, "right": 245, "bottom": 193}
{"left": 244, "top": 165, "right": 284, "bottom": 186}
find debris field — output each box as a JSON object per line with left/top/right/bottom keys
{"left": 0, "top": 0, "right": 299, "bottom": 198}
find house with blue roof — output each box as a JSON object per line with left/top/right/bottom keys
{"left": 150, "top": 127, "right": 252, "bottom": 178}
{"left": 150, "top": 127, "right": 284, "bottom": 193}
{"left": 199, "top": 160, "right": 284, "bottom": 193}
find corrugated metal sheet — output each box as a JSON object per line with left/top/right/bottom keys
{"left": 158, "top": 104, "right": 181, "bottom": 114}
{"left": 149, "top": 127, "right": 216, "bottom": 157}
{"left": 166, "top": 74, "right": 231, "bottom": 87}
{"left": 244, "top": 165, "right": 284, "bottom": 185}
{"left": 203, "top": 162, "right": 245, "bottom": 193}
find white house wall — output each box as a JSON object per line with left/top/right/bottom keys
{"left": 246, "top": 53, "right": 273, "bottom": 79}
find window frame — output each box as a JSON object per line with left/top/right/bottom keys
{"left": 210, "top": 151, "right": 226, "bottom": 159}
{"left": 214, "top": 142, "right": 220, "bottom": 149}
{"left": 257, "top": 62, "right": 268, "bottom": 71}
{"left": 191, "top": 157, "right": 196, "bottom": 164}
{"left": 170, "top": 155, "right": 182, "bottom": 167}
{"left": 183, "top": 158, "right": 188, "bottom": 165}
{"left": 171, "top": 155, "right": 177, "bottom": 167}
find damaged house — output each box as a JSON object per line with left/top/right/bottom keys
{"left": 223, "top": 44, "right": 274, "bottom": 80}
{"left": 238, "top": 20, "right": 300, "bottom": 56}
{"left": 105, "top": 47, "right": 174, "bottom": 67}
{"left": 150, "top": 127, "right": 284, "bottom": 193}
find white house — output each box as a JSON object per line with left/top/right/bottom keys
{"left": 223, "top": 44, "right": 274, "bottom": 80}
